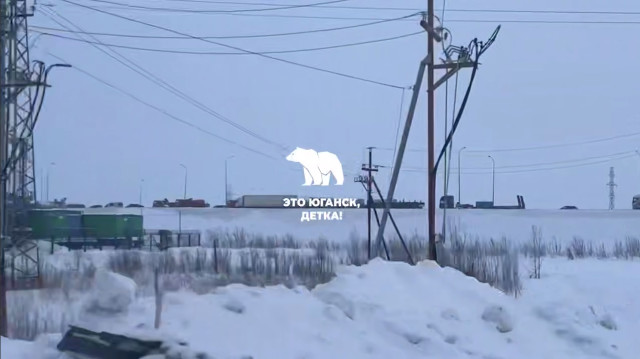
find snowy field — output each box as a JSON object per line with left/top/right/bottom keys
{"left": 86, "top": 207, "right": 640, "bottom": 245}
{"left": 2, "top": 208, "right": 639, "bottom": 358}
{"left": 3, "top": 258, "right": 639, "bottom": 359}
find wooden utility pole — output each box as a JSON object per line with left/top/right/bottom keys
{"left": 373, "top": 13, "right": 499, "bottom": 263}
{"left": 426, "top": 0, "right": 437, "bottom": 261}
{"left": 355, "top": 148, "right": 414, "bottom": 264}
{"left": 361, "top": 147, "right": 378, "bottom": 259}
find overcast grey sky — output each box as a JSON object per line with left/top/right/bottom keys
{"left": 32, "top": 0, "right": 640, "bottom": 209}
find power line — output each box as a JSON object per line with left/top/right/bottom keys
{"left": 59, "top": 0, "right": 407, "bottom": 89}
{"left": 376, "top": 130, "right": 640, "bottom": 154}
{"left": 41, "top": 7, "right": 289, "bottom": 153}
{"left": 41, "top": 3, "right": 640, "bottom": 24}
{"left": 217, "top": 15, "right": 640, "bottom": 25}
{"left": 63, "top": 1, "right": 640, "bottom": 16}
{"left": 397, "top": 151, "right": 638, "bottom": 174}
{"left": 79, "top": 0, "right": 352, "bottom": 13}
{"left": 466, "top": 131, "right": 640, "bottom": 152}
{"left": 45, "top": 51, "right": 282, "bottom": 160}
{"left": 412, "top": 150, "right": 637, "bottom": 170}
{"left": 35, "top": 30, "right": 422, "bottom": 54}
{"left": 159, "top": 14, "right": 640, "bottom": 26}
{"left": 31, "top": 12, "right": 418, "bottom": 39}
{"left": 51, "top": 2, "right": 640, "bottom": 26}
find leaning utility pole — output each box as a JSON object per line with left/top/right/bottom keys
{"left": 354, "top": 151, "right": 413, "bottom": 265}
{"left": 607, "top": 166, "right": 616, "bottom": 210}
{"left": 361, "top": 147, "right": 378, "bottom": 259}
{"left": 373, "top": 13, "right": 500, "bottom": 262}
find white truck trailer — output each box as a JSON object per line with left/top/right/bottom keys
{"left": 239, "top": 195, "right": 297, "bottom": 208}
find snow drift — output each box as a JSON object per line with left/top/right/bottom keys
{"left": 3, "top": 258, "right": 637, "bottom": 359}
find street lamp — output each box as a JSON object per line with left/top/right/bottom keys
{"left": 225, "top": 155, "right": 235, "bottom": 206}
{"left": 46, "top": 162, "right": 55, "bottom": 202}
{"left": 179, "top": 164, "right": 187, "bottom": 199}
{"left": 139, "top": 179, "right": 144, "bottom": 205}
{"left": 457, "top": 146, "right": 466, "bottom": 207}
{"left": 488, "top": 155, "right": 496, "bottom": 204}
{"left": 33, "top": 63, "right": 72, "bottom": 131}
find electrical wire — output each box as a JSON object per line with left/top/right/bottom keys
{"left": 401, "top": 150, "right": 638, "bottom": 173}
{"left": 444, "top": 68, "right": 459, "bottom": 185}
{"left": 206, "top": 16, "right": 640, "bottom": 25}
{"left": 45, "top": 52, "right": 282, "bottom": 160}
{"left": 60, "top": 0, "right": 408, "bottom": 89}
{"left": 388, "top": 88, "right": 406, "bottom": 183}
{"left": 32, "top": 12, "right": 418, "bottom": 40}
{"left": 50, "top": 3, "right": 640, "bottom": 25}
{"left": 465, "top": 132, "right": 640, "bottom": 152}
{"left": 34, "top": 30, "right": 423, "bottom": 55}
{"left": 66, "top": 1, "right": 640, "bottom": 16}
{"left": 43, "top": 7, "right": 286, "bottom": 152}
{"left": 42, "top": 7, "right": 290, "bottom": 154}
{"left": 79, "top": 0, "right": 351, "bottom": 13}
{"left": 376, "top": 129, "right": 640, "bottom": 154}
{"left": 404, "top": 153, "right": 639, "bottom": 175}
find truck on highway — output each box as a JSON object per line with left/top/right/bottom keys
{"left": 236, "top": 195, "right": 297, "bottom": 208}
{"left": 633, "top": 195, "right": 640, "bottom": 210}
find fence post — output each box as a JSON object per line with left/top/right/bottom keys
{"left": 213, "top": 237, "right": 218, "bottom": 274}
{"left": 154, "top": 264, "right": 163, "bottom": 329}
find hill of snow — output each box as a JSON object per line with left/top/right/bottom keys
{"left": 2, "top": 257, "right": 637, "bottom": 359}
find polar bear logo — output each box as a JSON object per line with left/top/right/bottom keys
{"left": 286, "top": 147, "right": 344, "bottom": 186}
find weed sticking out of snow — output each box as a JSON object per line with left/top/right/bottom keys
{"left": 2, "top": 257, "right": 639, "bottom": 359}
{"left": 4, "top": 226, "right": 640, "bottom": 345}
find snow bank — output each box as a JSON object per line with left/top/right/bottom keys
{"left": 67, "top": 260, "right": 640, "bottom": 358}
{"left": 1, "top": 336, "right": 34, "bottom": 357}
{"left": 82, "top": 269, "right": 137, "bottom": 314}
{"left": 4, "top": 258, "right": 638, "bottom": 359}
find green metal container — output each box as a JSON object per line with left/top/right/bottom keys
{"left": 81, "top": 214, "right": 143, "bottom": 238}
{"left": 28, "top": 209, "right": 83, "bottom": 239}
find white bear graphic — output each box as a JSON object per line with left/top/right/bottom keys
{"left": 286, "top": 147, "right": 344, "bottom": 186}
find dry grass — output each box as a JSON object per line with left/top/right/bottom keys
{"left": 5, "top": 226, "right": 640, "bottom": 340}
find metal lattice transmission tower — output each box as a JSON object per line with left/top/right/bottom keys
{"left": 1, "top": 0, "right": 40, "bottom": 289}
{"left": 607, "top": 166, "right": 616, "bottom": 210}
{"left": 7, "top": 0, "right": 36, "bottom": 210}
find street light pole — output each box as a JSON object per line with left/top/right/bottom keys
{"left": 139, "top": 179, "right": 144, "bottom": 205}
{"left": 46, "top": 162, "right": 55, "bottom": 202}
{"left": 179, "top": 164, "right": 187, "bottom": 199}
{"left": 636, "top": 150, "right": 640, "bottom": 191}
{"left": 488, "top": 155, "right": 495, "bottom": 204}
{"left": 457, "top": 147, "right": 466, "bottom": 207}
{"left": 33, "top": 64, "right": 72, "bottom": 131}
{"left": 225, "top": 155, "right": 234, "bottom": 206}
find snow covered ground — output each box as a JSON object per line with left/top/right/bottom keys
{"left": 3, "top": 257, "right": 638, "bottom": 359}
{"left": 2, "top": 209, "right": 638, "bottom": 358}
{"left": 84, "top": 207, "right": 640, "bottom": 245}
